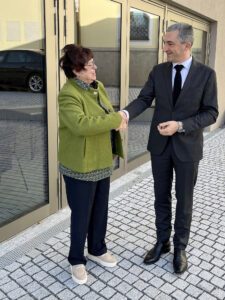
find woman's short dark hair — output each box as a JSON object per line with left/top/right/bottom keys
{"left": 59, "top": 44, "right": 93, "bottom": 78}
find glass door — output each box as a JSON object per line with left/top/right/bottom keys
{"left": 69, "top": 0, "right": 126, "bottom": 181}
{"left": 0, "top": 0, "right": 59, "bottom": 241}
{"left": 126, "top": 0, "right": 164, "bottom": 170}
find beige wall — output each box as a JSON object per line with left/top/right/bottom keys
{"left": 0, "top": 0, "right": 44, "bottom": 50}
{"left": 79, "top": 0, "right": 120, "bottom": 48}
{"left": 168, "top": 0, "right": 225, "bottom": 128}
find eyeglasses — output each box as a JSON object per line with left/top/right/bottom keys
{"left": 85, "top": 60, "right": 97, "bottom": 68}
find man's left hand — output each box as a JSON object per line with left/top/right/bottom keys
{"left": 157, "top": 121, "right": 179, "bottom": 136}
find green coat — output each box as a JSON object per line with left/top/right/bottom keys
{"left": 58, "top": 79, "right": 124, "bottom": 173}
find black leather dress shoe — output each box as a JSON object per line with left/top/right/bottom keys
{"left": 173, "top": 249, "right": 188, "bottom": 274}
{"left": 143, "top": 241, "right": 171, "bottom": 264}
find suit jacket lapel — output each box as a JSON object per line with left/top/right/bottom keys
{"left": 163, "top": 62, "right": 173, "bottom": 107}
{"left": 175, "top": 58, "right": 198, "bottom": 106}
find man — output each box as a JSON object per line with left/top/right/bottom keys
{"left": 121, "top": 23, "right": 218, "bottom": 273}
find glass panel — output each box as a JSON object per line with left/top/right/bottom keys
{"left": 0, "top": 0, "right": 48, "bottom": 226}
{"left": 128, "top": 8, "right": 159, "bottom": 161}
{"left": 192, "top": 28, "right": 207, "bottom": 64}
{"left": 75, "top": 0, "right": 121, "bottom": 169}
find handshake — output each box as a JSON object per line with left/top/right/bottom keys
{"left": 116, "top": 111, "right": 129, "bottom": 131}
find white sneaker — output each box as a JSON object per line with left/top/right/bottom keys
{"left": 71, "top": 264, "right": 87, "bottom": 284}
{"left": 88, "top": 252, "right": 117, "bottom": 267}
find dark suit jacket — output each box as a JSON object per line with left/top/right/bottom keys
{"left": 125, "top": 58, "right": 218, "bottom": 162}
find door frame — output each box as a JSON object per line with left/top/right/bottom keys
{"left": 0, "top": 0, "right": 59, "bottom": 242}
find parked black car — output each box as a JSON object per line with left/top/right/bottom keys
{"left": 0, "top": 49, "right": 45, "bottom": 93}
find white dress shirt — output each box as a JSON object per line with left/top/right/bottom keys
{"left": 172, "top": 56, "right": 192, "bottom": 88}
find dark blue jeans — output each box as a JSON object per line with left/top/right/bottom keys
{"left": 63, "top": 175, "right": 110, "bottom": 266}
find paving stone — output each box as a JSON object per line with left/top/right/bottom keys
{"left": 185, "top": 284, "right": 203, "bottom": 298}
{"left": 198, "top": 292, "right": 217, "bottom": 300}
{"left": 0, "top": 270, "right": 9, "bottom": 280}
{"left": 48, "top": 282, "right": 65, "bottom": 294}
{"left": 39, "top": 275, "right": 56, "bottom": 287}
{"left": 199, "top": 270, "right": 213, "bottom": 281}
{"left": 7, "top": 287, "right": 26, "bottom": 300}
{"left": 123, "top": 273, "right": 139, "bottom": 284}
{"left": 32, "top": 287, "right": 51, "bottom": 299}
{"left": 100, "top": 286, "right": 116, "bottom": 298}
{"left": 171, "top": 289, "right": 188, "bottom": 300}
{"left": 211, "top": 288, "right": 225, "bottom": 300}
{"left": 73, "top": 284, "right": 90, "bottom": 297}
{"left": 33, "top": 270, "right": 49, "bottom": 281}
{"left": 82, "top": 291, "right": 100, "bottom": 300}
{"left": 150, "top": 277, "right": 164, "bottom": 288}
{"left": 186, "top": 274, "right": 201, "bottom": 285}
{"left": 126, "top": 287, "right": 143, "bottom": 300}
{"left": 4, "top": 262, "right": 21, "bottom": 272}
{"left": 198, "top": 280, "right": 214, "bottom": 293}
{"left": 25, "top": 265, "right": 41, "bottom": 276}
{"left": 210, "top": 276, "right": 225, "bottom": 288}
{"left": 155, "top": 292, "right": 173, "bottom": 300}
{"left": 16, "top": 275, "right": 33, "bottom": 286}
{"left": 113, "top": 268, "right": 129, "bottom": 279}
{"left": 27, "top": 249, "right": 41, "bottom": 258}
{"left": 1, "top": 281, "right": 19, "bottom": 294}
{"left": 144, "top": 285, "right": 160, "bottom": 299}
{"left": 48, "top": 266, "right": 63, "bottom": 276}
{"left": 90, "top": 280, "right": 106, "bottom": 292}
{"left": 99, "top": 271, "right": 114, "bottom": 283}
{"left": 0, "top": 291, "right": 6, "bottom": 299}
{"left": 40, "top": 261, "right": 57, "bottom": 272}
{"left": 110, "top": 292, "right": 127, "bottom": 300}
{"left": 18, "top": 295, "right": 34, "bottom": 300}
{"left": 160, "top": 282, "right": 176, "bottom": 294}
{"left": 107, "top": 276, "right": 122, "bottom": 287}
{"left": 116, "top": 281, "right": 132, "bottom": 295}
{"left": 24, "top": 282, "right": 42, "bottom": 293}
{"left": 57, "top": 288, "right": 76, "bottom": 300}
{"left": 138, "top": 270, "right": 154, "bottom": 282}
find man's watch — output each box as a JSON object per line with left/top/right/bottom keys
{"left": 177, "top": 121, "right": 185, "bottom": 133}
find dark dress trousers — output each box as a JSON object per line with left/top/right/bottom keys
{"left": 125, "top": 58, "right": 218, "bottom": 249}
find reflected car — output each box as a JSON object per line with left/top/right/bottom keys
{"left": 0, "top": 49, "right": 45, "bottom": 93}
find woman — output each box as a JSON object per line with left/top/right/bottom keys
{"left": 58, "top": 44, "right": 125, "bottom": 284}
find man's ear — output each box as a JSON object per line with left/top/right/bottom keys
{"left": 185, "top": 42, "right": 192, "bottom": 50}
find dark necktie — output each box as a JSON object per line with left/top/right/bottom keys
{"left": 173, "top": 64, "right": 184, "bottom": 105}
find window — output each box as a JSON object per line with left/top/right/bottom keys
{"left": 130, "top": 11, "right": 150, "bottom": 41}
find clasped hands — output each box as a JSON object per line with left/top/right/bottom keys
{"left": 115, "top": 113, "right": 179, "bottom": 135}
{"left": 157, "top": 121, "right": 179, "bottom": 136}
{"left": 116, "top": 111, "right": 128, "bottom": 131}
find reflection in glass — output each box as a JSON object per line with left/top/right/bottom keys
{"left": 128, "top": 8, "right": 159, "bottom": 161}
{"left": 75, "top": 0, "right": 121, "bottom": 169}
{"left": 192, "top": 28, "right": 207, "bottom": 64}
{"left": 130, "top": 11, "right": 150, "bottom": 41}
{"left": 0, "top": 0, "right": 48, "bottom": 227}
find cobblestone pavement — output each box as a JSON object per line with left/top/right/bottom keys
{"left": 0, "top": 127, "right": 225, "bottom": 300}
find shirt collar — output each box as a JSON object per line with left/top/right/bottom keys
{"left": 173, "top": 56, "right": 192, "bottom": 70}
